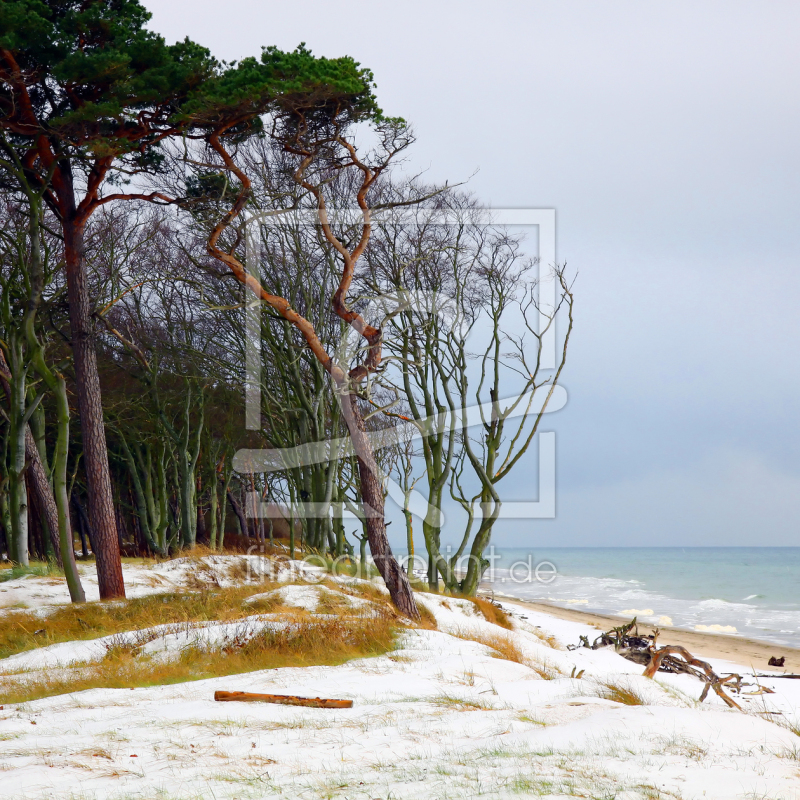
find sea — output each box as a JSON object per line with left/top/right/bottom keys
{"left": 474, "top": 547, "right": 800, "bottom": 648}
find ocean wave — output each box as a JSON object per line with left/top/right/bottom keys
{"left": 487, "top": 548, "right": 800, "bottom": 647}
{"left": 697, "top": 598, "right": 754, "bottom": 610}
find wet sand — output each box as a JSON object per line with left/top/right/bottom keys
{"left": 492, "top": 593, "right": 800, "bottom": 673}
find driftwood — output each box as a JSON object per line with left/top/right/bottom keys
{"left": 753, "top": 673, "right": 800, "bottom": 679}
{"left": 570, "top": 618, "right": 657, "bottom": 654}
{"left": 214, "top": 691, "right": 353, "bottom": 708}
{"left": 570, "top": 617, "right": 746, "bottom": 710}
{"left": 643, "top": 645, "right": 742, "bottom": 710}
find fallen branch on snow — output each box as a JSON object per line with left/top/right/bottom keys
{"left": 214, "top": 691, "right": 353, "bottom": 708}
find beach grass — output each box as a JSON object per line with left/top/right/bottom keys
{"left": 0, "top": 582, "right": 284, "bottom": 661}
{"left": 0, "top": 609, "right": 398, "bottom": 705}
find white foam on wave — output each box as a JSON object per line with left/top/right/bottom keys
{"left": 694, "top": 624, "right": 738, "bottom": 634}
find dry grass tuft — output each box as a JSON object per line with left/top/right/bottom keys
{"left": 240, "top": 593, "right": 294, "bottom": 615}
{"left": 0, "top": 581, "right": 282, "bottom": 661}
{"left": 413, "top": 601, "right": 439, "bottom": 630}
{"left": 528, "top": 628, "right": 560, "bottom": 649}
{"left": 517, "top": 713, "right": 549, "bottom": 726}
{"left": 527, "top": 657, "right": 562, "bottom": 680}
{"left": 484, "top": 632, "right": 526, "bottom": 664}
{"left": 333, "top": 578, "right": 388, "bottom": 604}
{"left": 454, "top": 628, "right": 563, "bottom": 679}
{"left": 0, "top": 610, "right": 397, "bottom": 706}
{"left": 760, "top": 712, "right": 800, "bottom": 740}
{"left": 455, "top": 628, "right": 524, "bottom": 663}
{"left": 470, "top": 597, "right": 513, "bottom": 629}
{"left": 331, "top": 579, "right": 438, "bottom": 628}
{"left": 593, "top": 679, "right": 648, "bottom": 705}
{"left": 315, "top": 588, "right": 357, "bottom": 615}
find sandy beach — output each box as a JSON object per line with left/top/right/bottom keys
{"left": 494, "top": 592, "right": 800, "bottom": 673}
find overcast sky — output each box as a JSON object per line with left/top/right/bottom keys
{"left": 145, "top": 0, "right": 800, "bottom": 547}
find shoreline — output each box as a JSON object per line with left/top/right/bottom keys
{"left": 490, "top": 592, "right": 800, "bottom": 673}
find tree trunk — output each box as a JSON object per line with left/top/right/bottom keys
{"left": 196, "top": 502, "right": 207, "bottom": 545}
{"left": 422, "top": 490, "right": 443, "bottom": 592}
{"left": 333, "top": 499, "right": 346, "bottom": 557}
{"left": 62, "top": 214, "right": 124, "bottom": 598}
{"left": 209, "top": 476, "right": 218, "bottom": 550}
{"left": 359, "top": 532, "right": 368, "bottom": 579}
{"left": 48, "top": 378, "right": 85, "bottom": 601}
{"left": 71, "top": 492, "right": 95, "bottom": 556}
{"left": 218, "top": 466, "right": 233, "bottom": 551}
{"left": 7, "top": 342, "right": 29, "bottom": 566}
{"left": 119, "top": 434, "right": 164, "bottom": 556}
{"left": 25, "top": 427, "right": 62, "bottom": 566}
{"left": 74, "top": 503, "right": 89, "bottom": 558}
{"left": 459, "top": 491, "right": 500, "bottom": 596}
{"left": 344, "top": 394, "right": 419, "bottom": 619}
{"left": 0, "top": 353, "right": 61, "bottom": 566}
{"left": 25, "top": 403, "right": 59, "bottom": 564}
{"left": 152, "top": 445, "right": 170, "bottom": 553}
{"left": 421, "top": 487, "right": 460, "bottom": 593}
{"left": 227, "top": 489, "right": 248, "bottom": 540}
{"left": 27, "top": 482, "right": 44, "bottom": 560}
{"left": 403, "top": 505, "right": 414, "bottom": 573}
{"left": 177, "top": 452, "right": 197, "bottom": 548}
{"left": 0, "top": 502, "right": 7, "bottom": 561}
{"left": 0, "top": 491, "right": 12, "bottom": 561}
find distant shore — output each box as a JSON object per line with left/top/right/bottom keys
{"left": 491, "top": 592, "right": 800, "bottom": 673}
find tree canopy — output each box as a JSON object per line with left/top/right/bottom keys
{"left": 0, "top": 0, "right": 382, "bottom": 180}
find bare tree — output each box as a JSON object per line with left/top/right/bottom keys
{"left": 443, "top": 263, "right": 574, "bottom": 594}
{"left": 363, "top": 190, "right": 574, "bottom": 594}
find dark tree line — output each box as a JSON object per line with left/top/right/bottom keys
{"left": 0, "top": 1, "right": 572, "bottom": 613}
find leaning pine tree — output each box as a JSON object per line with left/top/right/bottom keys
{"left": 179, "top": 48, "right": 420, "bottom": 619}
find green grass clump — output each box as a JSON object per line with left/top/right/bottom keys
{"left": 0, "top": 561, "right": 60, "bottom": 583}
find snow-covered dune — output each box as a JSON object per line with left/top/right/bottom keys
{"left": 1, "top": 557, "right": 799, "bottom": 799}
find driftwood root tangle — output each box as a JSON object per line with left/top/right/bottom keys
{"left": 570, "top": 617, "right": 746, "bottom": 711}
{"left": 214, "top": 691, "right": 353, "bottom": 708}
{"left": 643, "top": 645, "right": 742, "bottom": 710}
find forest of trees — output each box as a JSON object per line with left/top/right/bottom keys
{"left": 0, "top": 0, "right": 572, "bottom": 615}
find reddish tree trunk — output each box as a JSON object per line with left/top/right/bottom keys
{"left": 62, "top": 212, "right": 125, "bottom": 599}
